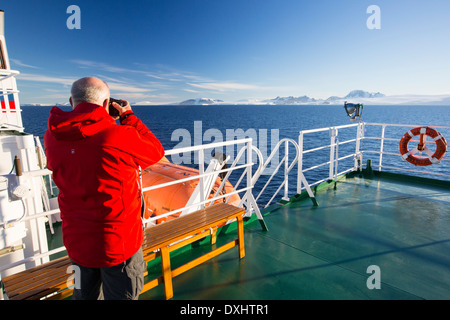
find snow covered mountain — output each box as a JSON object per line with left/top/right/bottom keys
{"left": 261, "top": 90, "right": 386, "bottom": 105}
{"left": 344, "top": 90, "right": 385, "bottom": 99}
{"left": 263, "top": 95, "right": 317, "bottom": 105}
{"left": 178, "top": 98, "right": 224, "bottom": 105}
{"left": 173, "top": 90, "right": 388, "bottom": 105}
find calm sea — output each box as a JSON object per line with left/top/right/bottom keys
{"left": 21, "top": 104, "right": 450, "bottom": 205}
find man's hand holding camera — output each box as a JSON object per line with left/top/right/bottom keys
{"left": 108, "top": 98, "right": 132, "bottom": 120}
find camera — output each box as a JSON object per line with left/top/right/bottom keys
{"left": 108, "top": 98, "right": 124, "bottom": 117}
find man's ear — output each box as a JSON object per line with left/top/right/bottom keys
{"left": 103, "top": 98, "right": 110, "bottom": 111}
{"left": 69, "top": 97, "right": 74, "bottom": 109}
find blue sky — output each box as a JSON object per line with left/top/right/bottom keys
{"left": 2, "top": 0, "right": 450, "bottom": 104}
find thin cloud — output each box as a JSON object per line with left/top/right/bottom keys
{"left": 187, "top": 82, "right": 262, "bottom": 92}
{"left": 183, "top": 88, "right": 200, "bottom": 93}
{"left": 107, "top": 82, "right": 153, "bottom": 93}
{"left": 71, "top": 59, "right": 208, "bottom": 84}
{"left": 19, "top": 60, "right": 288, "bottom": 104}
{"left": 18, "top": 72, "right": 153, "bottom": 95}
{"left": 71, "top": 60, "right": 139, "bottom": 74}
{"left": 10, "top": 59, "right": 41, "bottom": 69}
{"left": 17, "top": 73, "right": 75, "bottom": 86}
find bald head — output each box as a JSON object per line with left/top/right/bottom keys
{"left": 70, "top": 77, "right": 110, "bottom": 109}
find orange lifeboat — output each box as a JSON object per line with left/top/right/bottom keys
{"left": 142, "top": 157, "right": 241, "bottom": 224}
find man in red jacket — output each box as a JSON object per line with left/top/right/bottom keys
{"left": 44, "top": 77, "right": 165, "bottom": 299}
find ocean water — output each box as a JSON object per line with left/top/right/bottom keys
{"left": 21, "top": 104, "right": 450, "bottom": 205}
{"left": 23, "top": 104, "right": 450, "bottom": 145}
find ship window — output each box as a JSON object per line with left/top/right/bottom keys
{"left": 0, "top": 41, "right": 6, "bottom": 69}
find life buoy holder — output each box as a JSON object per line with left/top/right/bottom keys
{"left": 399, "top": 126, "right": 447, "bottom": 166}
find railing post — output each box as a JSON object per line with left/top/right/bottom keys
{"left": 283, "top": 140, "right": 289, "bottom": 200}
{"left": 198, "top": 149, "right": 205, "bottom": 209}
{"left": 297, "top": 132, "right": 304, "bottom": 194}
{"left": 354, "top": 122, "right": 364, "bottom": 171}
{"left": 335, "top": 136, "right": 339, "bottom": 180}
{"left": 378, "top": 125, "right": 386, "bottom": 172}
{"left": 245, "top": 138, "right": 268, "bottom": 231}
{"left": 246, "top": 138, "right": 253, "bottom": 197}
{"left": 329, "top": 128, "right": 337, "bottom": 180}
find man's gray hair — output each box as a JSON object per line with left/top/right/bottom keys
{"left": 71, "top": 77, "right": 110, "bottom": 107}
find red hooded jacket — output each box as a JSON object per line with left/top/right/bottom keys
{"left": 44, "top": 102, "right": 164, "bottom": 268}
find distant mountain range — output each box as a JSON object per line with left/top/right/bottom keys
{"left": 263, "top": 90, "right": 385, "bottom": 105}
{"left": 174, "top": 90, "right": 450, "bottom": 106}
{"left": 172, "top": 90, "right": 386, "bottom": 106}
{"left": 21, "top": 90, "right": 450, "bottom": 106}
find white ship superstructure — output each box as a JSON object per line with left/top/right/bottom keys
{"left": 0, "top": 10, "right": 51, "bottom": 282}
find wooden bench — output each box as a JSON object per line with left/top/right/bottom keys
{"left": 1, "top": 203, "right": 246, "bottom": 300}
{"left": 1, "top": 256, "right": 72, "bottom": 300}
{"left": 140, "top": 202, "right": 246, "bottom": 299}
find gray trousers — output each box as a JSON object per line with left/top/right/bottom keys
{"left": 71, "top": 247, "right": 146, "bottom": 300}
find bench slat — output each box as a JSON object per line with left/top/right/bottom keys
{"left": 7, "top": 264, "right": 71, "bottom": 298}
{"left": 13, "top": 272, "right": 72, "bottom": 300}
{"left": 2, "top": 256, "right": 72, "bottom": 300}
{"left": 2, "top": 256, "right": 70, "bottom": 285}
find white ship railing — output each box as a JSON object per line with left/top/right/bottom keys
{"left": 0, "top": 69, "right": 23, "bottom": 131}
{"left": 297, "top": 123, "right": 363, "bottom": 193}
{"left": 252, "top": 138, "right": 302, "bottom": 207}
{"left": 141, "top": 138, "right": 261, "bottom": 224}
{"left": 363, "top": 122, "right": 450, "bottom": 178}
{"left": 296, "top": 122, "right": 450, "bottom": 196}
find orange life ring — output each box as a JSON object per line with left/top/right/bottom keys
{"left": 399, "top": 126, "right": 447, "bottom": 166}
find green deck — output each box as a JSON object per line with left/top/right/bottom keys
{"left": 139, "top": 171, "right": 450, "bottom": 300}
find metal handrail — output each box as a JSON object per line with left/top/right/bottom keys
{"left": 0, "top": 69, "right": 23, "bottom": 130}
{"left": 0, "top": 69, "right": 20, "bottom": 79}
{"left": 362, "top": 123, "right": 450, "bottom": 177}
{"left": 296, "top": 122, "right": 450, "bottom": 193}
{"left": 297, "top": 122, "right": 364, "bottom": 193}
{"left": 253, "top": 138, "right": 300, "bottom": 207}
